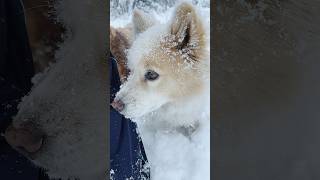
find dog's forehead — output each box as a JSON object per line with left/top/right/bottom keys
{"left": 127, "top": 25, "right": 168, "bottom": 68}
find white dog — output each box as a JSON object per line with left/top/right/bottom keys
{"left": 112, "top": 2, "right": 210, "bottom": 180}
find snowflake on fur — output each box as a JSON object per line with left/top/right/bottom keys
{"left": 160, "top": 33, "right": 200, "bottom": 67}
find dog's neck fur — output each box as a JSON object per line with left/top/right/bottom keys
{"left": 139, "top": 86, "right": 209, "bottom": 136}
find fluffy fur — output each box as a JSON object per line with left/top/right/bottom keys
{"left": 6, "top": 0, "right": 108, "bottom": 179}
{"left": 22, "top": 0, "right": 64, "bottom": 73}
{"left": 114, "top": 2, "right": 210, "bottom": 179}
{"left": 110, "top": 25, "right": 132, "bottom": 82}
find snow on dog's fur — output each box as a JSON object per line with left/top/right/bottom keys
{"left": 5, "top": 0, "right": 108, "bottom": 179}
{"left": 112, "top": 2, "right": 210, "bottom": 179}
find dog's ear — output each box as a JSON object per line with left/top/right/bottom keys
{"left": 132, "top": 9, "right": 155, "bottom": 37}
{"left": 168, "top": 2, "right": 205, "bottom": 59}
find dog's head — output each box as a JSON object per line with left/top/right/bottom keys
{"left": 112, "top": 2, "right": 209, "bottom": 119}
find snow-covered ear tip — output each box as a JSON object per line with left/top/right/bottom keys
{"left": 174, "top": 2, "right": 196, "bottom": 18}
{"left": 132, "top": 9, "right": 155, "bottom": 36}
{"left": 170, "top": 2, "right": 197, "bottom": 36}
{"left": 166, "top": 2, "right": 205, "bottom": 60}
{"left": 132, "top": 9, "right": 143, "bottom": 18}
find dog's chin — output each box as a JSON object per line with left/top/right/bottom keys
{"left": 120, "top": 104, "right": 166, "bottom": 121}
{"left": 119, "top": 107, "right": 154, "bottom": 120}
{"left": 120, "top": 110, "right": 146, "bottom": 120}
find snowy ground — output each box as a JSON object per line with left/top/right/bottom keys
{"left": 111, "top": 0, "right": 210, "bottom": 180}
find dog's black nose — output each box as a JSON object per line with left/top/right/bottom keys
{"left": 111, "top": 99, "right": 125, "bottom": 112}
{"left": 4, "top": 122, "right": 45, "bottom": 154}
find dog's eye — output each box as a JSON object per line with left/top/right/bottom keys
{"left": 145, "top": 70, "right": 159, "bottom": 81}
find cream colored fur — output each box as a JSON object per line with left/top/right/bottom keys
{"left": 114, "top": 2, "right": 210, "bottom": 179}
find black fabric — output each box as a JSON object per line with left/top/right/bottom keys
{"left": 0, "top": 0, "right": 34, "bottom": 133}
